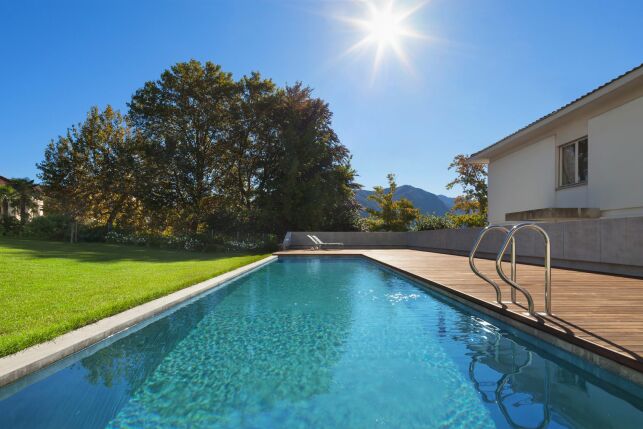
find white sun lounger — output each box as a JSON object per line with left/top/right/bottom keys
{"left": 307, "top": 235, "right": 343, "bottom": 250}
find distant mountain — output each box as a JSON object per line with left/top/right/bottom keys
{"left": 355, "top": 185, "right": 455, "bottom": 217}
{"left": 437, "top": 194, "right": 456, "bottom": 208}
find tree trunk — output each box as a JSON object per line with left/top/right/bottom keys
{"left": 105, "top": 196, "right": 126, "bottom": 233}
{"left": 20, "top": 198, "right": 27, "bottom": 223}
{"left": 70, "top": 221, "right": 78, "bottom": 243}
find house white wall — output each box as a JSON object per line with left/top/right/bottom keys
{"left": 0, "top": 200, "right": 44, "bottom": 220}
{"left": 588, "top": 95, "right": 643, "bottom": 217}
{"left": 487, "top": 93, "right": 643, "bottom": 224}
{"left": 488, "top": 136, "right": 555, "bottom": 223}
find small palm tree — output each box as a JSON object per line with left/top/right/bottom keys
{"left": 0, "top": 184, "right": 19, "bottom": 218}
{"left": 7, "top": 178, "right": 39, "bottom": 222}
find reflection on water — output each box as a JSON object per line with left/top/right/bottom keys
{"left": 467, "top": 324, "right": 552, "bottom": 428}
{"left": 0, "top": 258, "right": 641, "bottom": 429}
{"left": 448, "top": 311, "right": 643, "bottom": 428}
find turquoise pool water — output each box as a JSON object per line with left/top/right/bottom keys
{"left": 1, "top": 257, "right": 642, "bottom": 428}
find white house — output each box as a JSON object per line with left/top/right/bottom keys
{"left": 469, "top": 63, "right": 643, "bottom": 224}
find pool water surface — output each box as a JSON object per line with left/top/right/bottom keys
{"left": 0, "top": 257, "right": 642, "bottom": 428}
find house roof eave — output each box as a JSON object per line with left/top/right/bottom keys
{"left": 468, "top": 62, "right": 643, "bottom": 163}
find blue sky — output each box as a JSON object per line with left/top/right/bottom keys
{"left": 1, "top": 0, "right": 642, "bottom": 196}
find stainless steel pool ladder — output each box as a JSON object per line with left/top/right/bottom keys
{"left": 469, "top": 223, "right": 552, "bottom": 316}
{"left": 469, "top": 225, "right": 516, "bottom": 305}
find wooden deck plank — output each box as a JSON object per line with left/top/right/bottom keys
{"left": 275, "top": 249, "right": 643, "bottom": 373}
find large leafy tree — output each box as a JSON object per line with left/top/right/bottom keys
{"left": 37, "top": 106, "right": 140, "bottom": 236}
{"left": 38, "top": 122, "right": 90, "bottom": 239}
{"left": 129, "top": 63, "right": 359, "bottom": 235}
{"left": 256, "top": 83, "right": 360, "bottom": 234}
{"left": 38, "top": 60, "right": 360, "bottom": 237}
{"left": 128, "top": 60, "right": 238, "bottom": 234}
{"left": 79, "top": 106, "right": 141, "bottom": 230}
{"left": 365, "top": 174, "right": 419, "bottom": 231}
{"left": 218, "top": 72, "right": 280, "bottom": 228}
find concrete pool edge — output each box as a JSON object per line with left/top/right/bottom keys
{"left": 0, "top": 255, "right": 277, "bottom": 388}
{"left": 277, "top": 253, "right": 643, "bottom": 387}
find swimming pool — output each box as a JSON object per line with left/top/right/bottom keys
{"left": 1, "top": 257, "right": 642, "bottom": 428}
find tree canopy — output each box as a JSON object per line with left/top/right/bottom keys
{"left": 38, "top": 60, "right": 360, "bottom": 237}
{"left": 37, "top": 106, "right": 140, "bottom": 235}
{"left": 446, "top": 154, "right": 487, "bottom": 227}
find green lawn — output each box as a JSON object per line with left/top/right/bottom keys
{"left": 0, "top": 238, "right": 269, "bottom": 357}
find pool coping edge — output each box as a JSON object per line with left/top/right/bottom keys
{"left": 0, "top": 255, "right": 278, "bottom": 388}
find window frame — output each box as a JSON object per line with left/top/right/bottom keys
{"left": 557, "top": 136, "right": 588, "bottom": 189}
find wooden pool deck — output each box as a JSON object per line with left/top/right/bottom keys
{"left": 275, "top": 249, "right": 643, "bottom": 375}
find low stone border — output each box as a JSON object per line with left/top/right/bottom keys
{"left": 285, "top": 221, "right": 643, "bottom": 277}
{"left": 0, "top": 255, "right": 277, "bottom": 388}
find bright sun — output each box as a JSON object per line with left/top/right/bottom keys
{"left": 368, "top": 8, "right": 402, "bottom": 46}
{"left": 340, "top": 1, "right": 427, "bottom": 78}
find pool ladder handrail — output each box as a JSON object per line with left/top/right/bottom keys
{"left": 496, "top": 223, "right": 552, "bottom": 316}
{"left": 469, "top": 225, "right": 516, "bottom": 305}
{"left": 469, "top": 223, "right": 552, "bottom": 316}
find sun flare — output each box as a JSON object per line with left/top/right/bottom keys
{"left": 340, "top": 1, "right": 427, "bottom": 78}
{"left": 367, "top": 7, "right": 403, "bottom": 46}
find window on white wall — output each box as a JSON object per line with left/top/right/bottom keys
{"left": 559, "top": 137, "right": 588, "bottom": 187}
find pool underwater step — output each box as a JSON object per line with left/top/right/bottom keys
{"left": 276, "top": 250, "right": 643, "bottom": 386}
{"left": 0, "top": 255, "right": 277, "bottom": 388}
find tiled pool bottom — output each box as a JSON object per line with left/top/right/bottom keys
{"left": 1, "top": 258, "right": 642, "bottom": 428}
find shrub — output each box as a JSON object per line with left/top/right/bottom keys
{"left": 104, "top": 231, "right": 278, "bottom": 253}
{"left": 413, "top": 214, "right": 455, "bottom": 231}
{"left": 0, "top": 216, "right": 23, "bottom": 236}
{"left": 78, "top": 224, "right": 107, "bottom": 242}
{"left": 105, "top": 231, "right": 149, "bottom": 246}
{"left": 223, "top": 237, "right": 275, "bottom": 252}
{"left": 22, "top": 214, "right": 71, "bottom": 240}
{"left": 24, "top": 225, "right": 277, "bottom": 253}
{"left": 353, "top": 217, "right": 370, "bottom": 232}
{"left": 21, "top": 215, "right": 108, "bottom": 242}
{"left": 166, "top": 235, "right": 206, "bottom": 251}
{"left": 208, "top": 232, "right": 279, "bottom": 252}
{"left": 449, "top": 213, "right": 487, "bottom": 228}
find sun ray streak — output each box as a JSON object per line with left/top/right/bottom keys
{"left": 342, "top": 36, "right": 375, "bottom": 58}
{"left": 371, "top": 42, "right": 387, "bottom": 83}
{"left": 396, "top": 0, "right": 429, "bottom": 22}
{"left": 390, "top": 39, "right": 415, "bottom": 76}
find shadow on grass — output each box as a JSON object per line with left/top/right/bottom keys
{"left": 0, "top": 238, "right": 263, "bottom": 263}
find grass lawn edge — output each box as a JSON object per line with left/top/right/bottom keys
{"left": 0, "top": 254, "right": 277, "bottom": 388}
{"left": 0, "top": 239, "right": 273, "bottom": 358}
